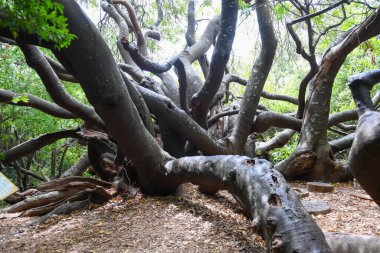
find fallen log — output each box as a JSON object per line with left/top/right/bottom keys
{"left": 325, "top": 232, "right": 380, "bottom": 253}
{"left": 1, "top": 177, "right": 115, "bottom": 216}
{"left": 163, "top": 156, "right": 331, "bottom": 252}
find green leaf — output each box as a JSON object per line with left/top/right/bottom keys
{"left": 11, "top": 96, "right": 20, "bottom": 103}
{"left": 20, "top": 95, "right": 29, "bottom": 103}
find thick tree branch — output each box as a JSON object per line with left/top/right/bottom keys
{"left": 348, "top": 68, "right": 380, "bottom": 116}
{"left": 19, "top": 44, "right": 105, "bottom": 129}
{"left": 0, "top": 88, "right": 76, "bottom": 119}
{"left": 191, "top": 0, "right": 238, "bottom": 129}
{"left": 185, "top": 0, "right": 209, "bottom": 78}
{"left": 51, "top": 0, "right": 168, "bottom": 193}
{"left": 256, "top": 129, "right": 297, "bottom": 155}
{"left": 163, "top": 156, "right": 330, "bottom": 252}
{"left": 120, "top": 39, "right": 176, "bottom": 73}
{"left": 101, "top": 1, "right": 136, "bottom": 66}
{"left": 253, "top": 111, "right": 302, "bottom": 133}
{"left": 329, "top": 133, "right": 355, "bottom": 153}
{"left": 174, "top": 59, "right": 190, "bottom": 113}
{"left": 112, "top": 0, "right": 148, "bottom": 56}
{"left": 208, "top": 109, "right": 239, "bottom": 127}
{"left": 2, "top": 129, "right": 79, "bottom": 164}
{"left": 136, "top": 85, "right": 228, "bottom": 155}
{"left": 231, "top": 0, "right": 277, "bottom": 154}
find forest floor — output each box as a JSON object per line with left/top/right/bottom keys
{"left": 0, "top": 182, "right": 379, "bottom": 253}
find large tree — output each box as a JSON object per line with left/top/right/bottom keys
{"left": 1, "top": 0, "right": 380, "bottom": 252}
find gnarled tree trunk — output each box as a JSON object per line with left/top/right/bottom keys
{"left": 276, "top": 9, "right": 380, "bottom": 182}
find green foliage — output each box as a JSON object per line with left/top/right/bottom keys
{"left": 0, "top": 44, "right": 86, "bottom": 186}
{"left": 269, "top": 133, "right": 299, "bottom": 164}
{"left": 200, "top": 0, "right": 212, "bottom": 8}
{"left": 0, "top": 0, "right": 76, "bottom": 48}
{"left": 11, "top": 94, "right": 29, "bottom": 104}
{"left": 273, "top": 3, "right": 291, "bottom": 21}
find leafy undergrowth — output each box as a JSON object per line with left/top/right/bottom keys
{"left": 0, "top": 182, "right": 379, "bottom": 253}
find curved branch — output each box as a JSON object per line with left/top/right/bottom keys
{"left": 120, "top": 39, "right": 176, "bottom": 73}
{"left": 0, "top": 88, "right": 76, "bottom": 119}
{"left": 328, "top": 92, "right": 380, "bottom": 126}
{"left": 144, "top": 30, "right": 161, "bottom": 41}
{"left": 261, "top": 91, "right": 299, "bottom": 105}
{"left": 174, "top": 59, "right": 190, "bottom": 113}
{"left": 231, "top": 0, "right": 277, "bottom": 154}
{"left": 163, "top": 156, "right": 330, "bottom": 252}
{"left": 19, "top": 44, "right": 105, "bottom": 128}
{"left": 101, "top": 0, "right": 136, "bottom": 66}
{"left": 288, "top": 0, "right": 349, "bottom": 26}
{"left": 136, "top": 85, "right": 228, "bottom": 155}
{"left": 112, "top": 0, "right": 148, "bottom": 56}
{"left": 208, "top": 109, "right": 239, "bottom": 127}
{"left": 45, "top": 55, "right": 78, "bottom": 83}
{"left": 256, "top": 129, "right": 297, "bottom": 156}
{"left": 191, "top": 0, "right": 238, "bottom": 128}
{"left": 185, "top": 0, "right": 209, "bottom": 78}
{"left": 220, "top": 74, "right": 298, "bottom": 105}
{"left": 348, "top": 68, "right": 380, "bottom": 115}
{"left": 329, "top": 133, "right": 355, "bottom": 153}
{"left": 253, "top": 111, "right": 302, "bottom": 133}
{"left": 2, "top": 129, "right": 79, "bottom": 164}
{"left": 186, "top": 15, "right": 221, "bottom": 63}
{"left": 151, "top": 0, "right": 163, "bottom": 30}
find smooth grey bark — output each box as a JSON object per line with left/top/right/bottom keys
{"left": 136, "top": 85, "right": 228, "bottom": 155}
{"left": 2, "top": 129, "right": 79, "bottom": 164}
{"left": 52, "top": 0, "right": 170, "bottom": 193}
{"left": 19, "top": 44, "right": 105, "bottom": 129}
{"left": 256, "top": 129, "right": 297, "bottom": 156}
{"left": 101, "top": 0, "right": 136, "bottom": 66}
{"left": 329, "top": 132, "right": 355, "bottom": 153}
{"left": 348, "top": 68, "right": 380, "bottom": 205}
{"left": 230, "top": 0, "right": 277, "bottom": 154}
{"left": 190, "top": 0, "right": 238, "bottom": 129}
{"left": 0, "top": 88, "right": 76, "bottom": 119}
{"left": 325, "top": 232, "right": 380, "bottom": 253}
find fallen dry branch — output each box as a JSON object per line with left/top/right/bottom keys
{"left": 1, "top": 177, "right": 115, "bottom": 217}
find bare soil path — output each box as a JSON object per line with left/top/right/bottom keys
{"left": 0, "top": 182, "right": 379, "bottom": 252}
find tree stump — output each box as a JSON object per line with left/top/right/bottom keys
{"left": 302, "top": 200, "right": 331, "bottom": 215}
{"left": 307, "top": 182, "right": 334, "bottom": 193}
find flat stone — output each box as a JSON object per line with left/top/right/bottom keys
{"left": 302, "top": 200, "right": 331, "bottom": 215}
{"left": 307, "top": 182, "right": 334, "bottom": 193}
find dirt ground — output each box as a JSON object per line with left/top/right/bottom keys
{"left": 0, "top": 182, "right": 379, "bottom": 253}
